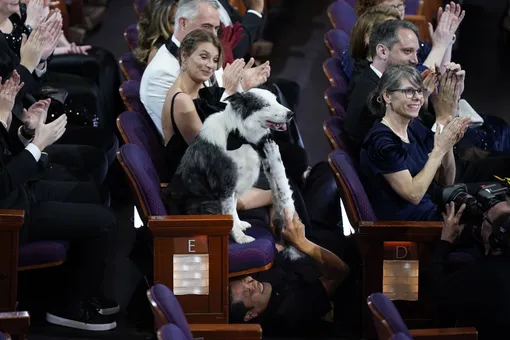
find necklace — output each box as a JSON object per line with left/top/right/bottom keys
{"left": 381, "top": 117, "right": 410, "bottom": 143}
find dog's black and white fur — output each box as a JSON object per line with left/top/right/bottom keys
{"left": 169, "top": 88, "right": 301, "bottom": 256}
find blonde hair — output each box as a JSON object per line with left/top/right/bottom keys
{"left": 355, "top": 0, "right": 406, "bottom": 16}
{"left": 134, "top": 0, "right": 178, "bottom": 64}
{"left": 350, "top": 4, "right": 401, "bottom": 60}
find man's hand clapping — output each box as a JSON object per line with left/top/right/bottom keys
{"left": 429, "top": 2, "right": 465, "bottom": 48}
{"left": 32, "top": 106, "right": 67, "bottom": 151}
{"left": 39, "top": 10, "right": 63, "bottom": 61}
{"left": 0, "top": 71, "right": 24, "bottom": 128}
{"left": 242, "top": 58, "right": 270, "bottom": 90}
{"left": 22, "top": 99, "right": 51, "bottom": 135}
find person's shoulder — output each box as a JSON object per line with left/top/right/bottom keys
{"left": 172, "top": 92, "right": 196, "bottom": 112}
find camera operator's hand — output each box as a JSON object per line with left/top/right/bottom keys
{"left": 441, "top": 202, "right": 466, "bottom": 243}
{"left": 433, "top": 116, "right": 471, "bottom": 156}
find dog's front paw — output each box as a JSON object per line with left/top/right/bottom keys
{"left": 235, "top": 234, "right": 255, "bottom": 244}
{"left": 238, "top": 220, "right": 252, "bottom": 231}
{"left": 263, "top": 140, "right": 280, "bottom": 160}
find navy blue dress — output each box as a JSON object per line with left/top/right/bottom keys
{"left": 360, "top": 119, "right": 441, "bottom": 221}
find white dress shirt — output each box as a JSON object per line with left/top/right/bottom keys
{"left": 140, "top": 35, "right": 238, "bottom": 139}
{"left": 0, "top": 120, "right": 41, "bottom": 161}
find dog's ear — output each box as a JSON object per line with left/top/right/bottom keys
{"left": 225, "top": 91, "right": 269, "bottom": 120}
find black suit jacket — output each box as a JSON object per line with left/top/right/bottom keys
{"left": 217, "top": 0, "right": 264, "bottom": 59}
{"left": 345, "top": 66, "right": 380, "bottom": 148}
{"left": 0, "top": 124, "right": 40, "bottom": 214}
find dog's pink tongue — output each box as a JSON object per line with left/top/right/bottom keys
{"left": 266, "top": 121, "right": 288, "bottom": 131}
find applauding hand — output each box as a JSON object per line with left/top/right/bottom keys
{"left": 242, "top": 58, "right": 270, "bottom": 90}
{"left": 0, "top": 71, "right": 24, "bottom": 128}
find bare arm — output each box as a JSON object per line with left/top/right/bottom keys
{"left": 437, "top": 148, "right": 455, "bottom": 186}
{"left": 283, "top": 210, "right": 349, "bottom": 296}
{"left": 383, "top": 148, "right": 445, "bottom": 205}
{"left": 237, "top": 187, "right": 272, "bottom": 210}
{"left": 162, "top": 93, "right": 202, "bottom": 145}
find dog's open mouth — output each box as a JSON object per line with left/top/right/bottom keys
{"left": 265, "top": 121, "right": 288, "bottom": 131}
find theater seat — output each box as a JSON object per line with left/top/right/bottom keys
{"left": 18, "top": 241, "right": 69, "bottom": 270}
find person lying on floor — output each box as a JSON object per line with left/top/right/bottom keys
{"left": 229, "top": 209, "right": 349, "bottom": 336}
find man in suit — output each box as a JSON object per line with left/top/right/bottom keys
{"left": 215, "top": 0, "right": 265, "bottom": 59}
{"left": 140, "top": 0, "right": 270, "bottom": 138}
{"left": 0, "top": 68, "right": 119, "bottom": 331}
{"left": 345, "top": 19, "right": 421, "bottom": 147}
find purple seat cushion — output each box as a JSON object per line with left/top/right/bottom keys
{"left": 326, "top": 29, "right": 350, "bottom": 57}
{"left": 328, "top": 0, "right": 357, "bottom": 35}
{"left": 323, "top": 57, "right": 349, "bottom": 90}
{"left": 159, "top": 324, "right": 189, "bottom": 340}
{"left": 125, "top": 24, "right": 138, "bottom": 50}
{"left": 151, "top": 284, "right": 194, "bottom": 340}
{"left": 120, "top": 80, "right": 146, "bottom": 115}
{"left": 325, "top": 86, "right": 348, "bottom": 119}
{"left": 119, "top": 52, "right": 143, "bottom": 82}
{"left": 370, "top": 293, "right": 411, "bottom": 337}
{"left": 229, "top": 225, "right": 275, "bottom": 274}
{"left": 18, "top": 241, "right": 69, "bottom": 267}
{"left": 119, "top": 144, "right": 167, "bottom": 216}
{"left": 405, "top": 0, "right": 420, "bottom": 15}
{"left": 118, "top": 111, "right": 168, "bottom": 180}
{"left": 330, "top": 150, "right": 376, "bottom": 221}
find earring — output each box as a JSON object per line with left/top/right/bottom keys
{"left": 181, "top": 64, "right": 186, "bottom": 72}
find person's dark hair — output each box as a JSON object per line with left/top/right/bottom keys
{"left": 134, "top": 0, "right": 178, "bottom": 64}
{"left": 367, "top": 64, "right": 422, "bottom": 117}
{"left": 368, "top": 19, "right": 419, "bottom": 60}
{"left": 228, "top": 288, "right": 254, "bottom": 323}
{"left": 178, "top": 29, "right": 223, "bottom": 70}
{"left": 355, "top": 0, "right": 407, "bottom": 16}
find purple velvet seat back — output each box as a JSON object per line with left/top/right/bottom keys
{"left": 323, "top": 57, "right": 349, "bottom": 89}
{"left": 328, "top": 0, "right": 358, "bottom": 35}
{"left": 117, "top": 111, "right": 168, "bottom": 180}
{"left": 133, "top": 0, "right": 148, "bottom": 18}
{"left": 229, "top": 224, "right": 275, "bottom": 273}
{"left": 405, "top": 0, "right": 420, "bottom": 15}
{"left": 159, "top": 324, "right": 188, "bottom": 340}
{"left": 324, "top": 86, "right": 348, "bottom": 118}
{"left": 18, "top": 241, "right": 69, "bottom": 267}
{"left": 150, "top": 284, "right": 194, "bottom": 340}
{"left": 118, "top": 144, "right": 167, "bottom": 216}
{"left": 329, "top": 150, "right": 376, "bottom": 221}
{"left": 0, "top": 332, "right": 6, "bottom": 340}
{"left": 345, "top": 0, "right": 356, "bottom": 7}
{"left": 119, "top": 52, "right": 143, "bottom": 82}
{"left": 120, "top": 80, "right": 147, "bottom": 115}
{"left": 326, "top": 29, "right": 350, "bottom": 57}
{"left": 125, "top": 24, "right": 139, "bottom": 51}
{"left": 392, "top": 332, "right": 413, "bottom": 340}
{"left": 369, "top": 293, "right": 412, "bottom": 337}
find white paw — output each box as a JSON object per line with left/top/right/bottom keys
{"left": 263, "top": 140, "right": 280, "bottom": 160}
{"left": 233, "top": 233, "right": 255, "bottom": 244}
{"left": 238, "top": 220, "right": 252, "bottom": 231}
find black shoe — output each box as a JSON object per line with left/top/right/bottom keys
{"left": 88, "top": 294, "right": 120, "bottom": 315}
{"left": 46, "top": 301, "right": 117, "bottom": 331}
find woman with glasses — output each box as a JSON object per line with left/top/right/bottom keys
{"left": 359, "top": 65, "right": 470, "bottom": 221}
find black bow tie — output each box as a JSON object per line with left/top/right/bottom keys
{"left": 227, "top": 130, "right": 255, "bottom": 151}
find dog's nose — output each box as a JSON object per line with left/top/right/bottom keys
{"left": 286, "top": 111, "right": 294, "bottom": 120}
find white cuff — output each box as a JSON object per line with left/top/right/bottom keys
{"left": 247, "top": 9, "right": 262, "bottom": 18}
{"left": 18, "top": 126, "right": 33, "bottom": 147}
{"left": 34, "top": 61, "right": 47, "bottom": 77}
{"left": 25, "top": 143, "right": 41, "bottom": 161}
{"left": 431, "top": 122, "right": 444, "bottom": 134}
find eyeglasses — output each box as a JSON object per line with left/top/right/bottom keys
{"left": 390, "top": 3, "right": 406, "bottom": 10}
{"left": 388, "top": 87, "right": 426, "bottom": 99}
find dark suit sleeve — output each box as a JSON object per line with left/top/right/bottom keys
{"left": 233, "top": 12, "right": 265, "bottom": 59}
{"left": 345, "top": 78, "right": 377, "bottom": 147}
{"left": 0, "top": 134, "right": 39, "bottom": 200}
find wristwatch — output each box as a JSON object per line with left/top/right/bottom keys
{"left": 25, "top": 24, "right": 33, "bottom": 33}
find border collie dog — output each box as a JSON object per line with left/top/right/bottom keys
{"left": 168, "top": 88, "right": 301, "bottom": 257}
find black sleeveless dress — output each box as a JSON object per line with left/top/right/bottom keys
{"left": 164, "top": 86, "right": 226, "bottom": 181}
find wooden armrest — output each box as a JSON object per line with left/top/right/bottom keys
{"left": 0, "top": 311, "right": 30, "bottom": 336}
{"left": 160, "top": 183, "right": 169, "bottom": 188}
{"left": 405, "top": 14, "right": 426, "bottom": 22}
{"left": 189, "top": 323, "right": 262, "bottom": 340}
{"left": 0, "top": 210, "right": 24, "bottom": 231}
{"left": 148, "top": 215, "right": 233, "bottom": 236}
{"left": 410, "top": 327, "right": 478, "bottom": 339}
{"left": 405, "top": 14, "right": 430, "bottom": 42}
{"left": 358, "top": 220, "right": 443, "bottom": 241}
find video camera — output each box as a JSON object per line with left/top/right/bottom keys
{"left": 442, "top": 176, "right": 510, "bottom": 251}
